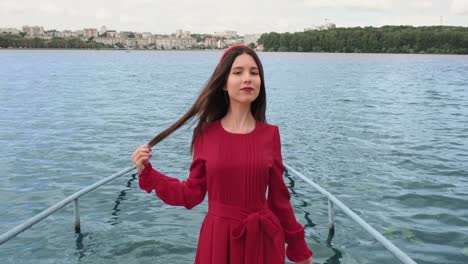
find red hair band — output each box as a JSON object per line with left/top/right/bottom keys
{"left": 219, "top": 44, "right": 252, "bottom": 63}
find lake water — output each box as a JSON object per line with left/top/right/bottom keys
{"left": 0, "top": 50, "right": 467, "bottom": 264}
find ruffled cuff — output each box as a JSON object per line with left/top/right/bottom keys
{"left": 285, "top": 227, "right": 313, "bottom": 262}
{"left": 138, "top": 162, "right": 160, "bottom": 193}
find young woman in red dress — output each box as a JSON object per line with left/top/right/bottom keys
{"left": 131, "top": 44, "right": 313, "bottom": 264}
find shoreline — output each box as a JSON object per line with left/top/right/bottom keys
{"left": 1, "top": 47, "right": 467, "bottom": 56}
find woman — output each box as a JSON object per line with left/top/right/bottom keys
{"left": 131, "top": 44, "right": 313, "bottom": 264}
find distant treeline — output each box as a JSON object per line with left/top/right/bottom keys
{"left": 0, "top": 34, "right": 112, "bottom": 49}
{"left": 258, "top": 26, "right": 468, "bottom": 54}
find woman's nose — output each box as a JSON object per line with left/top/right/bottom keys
{"left": 242, "top": 73, "right": 252, "bottom": 83}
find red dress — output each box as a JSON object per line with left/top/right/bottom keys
{"left": 139, "top": 120, "right": 313, "bottom": 263}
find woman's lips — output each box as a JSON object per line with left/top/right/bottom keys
{"left": 241, "top": 87, "right": 254, "bottom": 92}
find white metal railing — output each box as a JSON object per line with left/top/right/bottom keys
{"left": 284, "top": 163, "right": 417, "bottom": 264}
{"left": 0, "top": 163, "right": 418, "bottom": 264}
{"left": 0, "top": 166, "right": 135, "bottom": 245}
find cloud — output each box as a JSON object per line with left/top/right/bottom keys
{"left": 409, "top": 0, "right": 433, "bottom": 9}
{"left": 304, "top": 0, "right": 392, "bottom": 12}
{"left": 274, "top": 18, "right": 292, "bottom": 32}
{"left": 303, "top": 0, "right": 335, "bottom": 8}
{"left": 451, "top": 0, "right": 468, "bottom": 15}
{"left": 96, "top": 8, "right": 112, "bottom": 20}
{"left": 0, "top": 1, "right": 24, "bottom": 13}
{"left": 303, "top": 0, "right": 437, "bottom": 12}
{"left": 119, "top": 0, "right": 157, "bottom": 9}
{"left": 66, "top": 8, "right": 79, "bottom": 17}
{"left": 39, "top": 1, "right": 63, "bottom": 14}
{"left": 119, "top": 14, "right": 142, "bottom": 24}
{"left": 379, "top": 13, "right": 441, "bottom": 26}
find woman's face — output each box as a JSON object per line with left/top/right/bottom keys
{"left": 225, "top": 53, "right": 261, "bottom": 106}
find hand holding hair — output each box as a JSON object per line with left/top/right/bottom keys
{"left": 131, "top": 144, "right": 152, "bottom": 174}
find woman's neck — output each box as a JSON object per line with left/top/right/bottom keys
{"left": 221, "top": 103, "right": 255, "bottom": 133}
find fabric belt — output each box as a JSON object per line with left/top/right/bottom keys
{"left": 208, "top": 202, "right": 284, "bottom": 264}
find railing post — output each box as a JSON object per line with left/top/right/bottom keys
{"left": 327, "top": 198, "right": 335, "bottom": 243}
{"left": 0, "top": 166, "right": 135, "bottom": 246}
{"left": 74, "top": 198, "right": 80, "bottom": 233}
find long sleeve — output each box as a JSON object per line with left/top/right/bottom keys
{"left": 138, "top": 134, "right": 207, "bottom": 210}
{"left": 267, "top": 126, "right": 313, "bottom": 262}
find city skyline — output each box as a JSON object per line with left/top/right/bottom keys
{"left": 1, "top": 0, "right": 468, "bottom": 35}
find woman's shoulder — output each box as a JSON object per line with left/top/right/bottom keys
{"left": 195, "top": 120, "right": 220, "bottom": 140}
{"left": 254, "top": 121, "right": 281, "bottom": 143}
{"left": 259, "top": 121, "right": 280, "bottom": 133}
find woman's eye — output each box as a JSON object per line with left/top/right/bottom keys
{"left": 251, "top": 72, "right": 259, "bottom": 75}
{"left": 233, "top": 72, "right": 241, "bottom": 75}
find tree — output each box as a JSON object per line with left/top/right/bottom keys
{"left": 256, "top": 26, "right": 468, "bottom": 54}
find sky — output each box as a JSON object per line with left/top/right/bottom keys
{"left": 1, "top": 0, "right": 468, "bottom": 35}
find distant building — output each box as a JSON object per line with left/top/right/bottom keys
{"left": 305, "top": 21, "right": 336, "bottom": 31}
{"left": 0, "top": 28, "right": 19, "bottom": 34}
{"left": 205, "top": 37, "right": 216, "bottom": 48}
{"left": 57, "top": 30, "right": 76, "bottom": 38}
{"left": 243, "top": 34, "right": 262, "bottom": 45}
{"left": 120, "top": 31, "right": 133, "bottom": 39}
{"left": 127, "top": 38, "right": 149, "bottom": 48}
{"left": 156, "top": 37, "right": 173, "bottom": 49}
{"left": 46, "top": 29, "right": 60, "bottom": 37}
{"left": 22, "top": 25, "right": 45, "bottom": 37}
{"left": 225, "top": 38, "right": 244, "bottom": 45}
{"left": 75, "top": 30, "right": 84, "bottom": 37}
{"left": 214, "top": 30, "right": 237, "bottom": 39}
{"left": 99, "top": 26, "right": 107, "bottom": 36}
{"left": 95, "top": 36, "right": 122, "bottom": 46}
{"left": 217, "top": 39, "right": 227, "bottom": 49}
{"left": 106, "top": 30, "right": 118, "bottom": 38}
{"left": 256, "top": 44, "right": 264, "bottom": 51}
{"left": 176, "top": 29, "right": 191, "bottom": 38}
{"left": 83, "top": 28, "right": 98, "bottom": 39}
{"left": 5, "top": 25, "right": 273, "bottom": 50}
{"left": 141, "top": 32, "right": 152, "bottom": 39}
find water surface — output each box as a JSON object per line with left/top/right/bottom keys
{"left": 0, "top": 50, "right": 467, "bottom": 264}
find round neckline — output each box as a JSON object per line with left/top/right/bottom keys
{"left": 218, "top": 119, "right": 258, "bottom": 135}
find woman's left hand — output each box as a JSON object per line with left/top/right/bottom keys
{"left": 296, "top": 257, "right": 312, "bottom": 264}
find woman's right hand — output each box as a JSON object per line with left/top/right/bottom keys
{"left": 131, "top": 144, "right": 152, "bottom": 174}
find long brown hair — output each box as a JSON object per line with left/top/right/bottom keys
{"left": 147, "top": 45, "right": 267, "bottom": 154}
